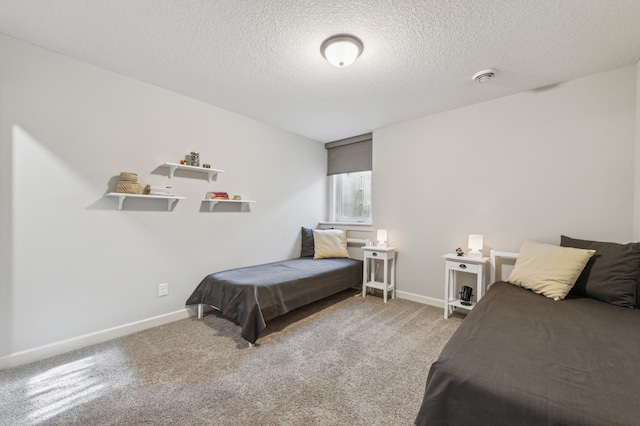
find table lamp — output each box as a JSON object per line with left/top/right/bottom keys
{"left": 468, "top": 234, "right": 483, "bottom": 258}
{"left": 377, "top": 229, "right": 388, "bottom": 248}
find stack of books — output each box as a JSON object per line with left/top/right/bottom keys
{"left": 206, "top": 191, "right": 229, "bottom": 200}
{"left": 148, "top": 185, "right": 173, "bottom": 196}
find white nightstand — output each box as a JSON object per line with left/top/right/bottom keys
{"left": 443, "top": 253, "right": 489, "bottom": 319}
{"left": 362, "top": 246, "right": 397, "bottom": 303}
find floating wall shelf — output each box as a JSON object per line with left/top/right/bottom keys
{"left": 162, "top": 162, "right": 225, "bottom": 182}
{"left": 202, "top": 199, "right": 256, "bottom": 212}
{"left": 107, "top": 193, "right": 185, "bottom": 210}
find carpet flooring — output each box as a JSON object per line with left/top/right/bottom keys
{"left": 0, "top": 291, "right": 464, "bottom": 425}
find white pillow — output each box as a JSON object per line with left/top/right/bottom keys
{"left": 507, "top": 240, "right": 595, "bottom": 301}
{"left": 313, "top": 229, "right": 349, "bottom": 259}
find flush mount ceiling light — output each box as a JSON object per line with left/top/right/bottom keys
{"left": 472, "top": 68, "right": 498, "bottom": 83}
{"left": 320, "top": 34, "right": 364, "bottom": 68}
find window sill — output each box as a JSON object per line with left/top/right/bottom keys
{"left": 319, "top": 221, "right": 373, "bottom": 227}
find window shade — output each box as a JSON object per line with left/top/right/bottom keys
{"left": 325, "top": 133, "right": 372, "bottom": 176}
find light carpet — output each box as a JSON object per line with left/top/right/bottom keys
{"left": 0, "top": 291, "right": 464, "bottom": 425}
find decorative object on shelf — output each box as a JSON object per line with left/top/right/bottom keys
{"left": 233, "top": 195, "right": 242, "bottom": 200}
{"left": 455, "top": 247, "right": 464, "bottom": 256}
{"left": 119, "top": 172, "right": 137, "bottom": 182}
{"left": 115, "top": 171, "right": 143, "bottom": 194}
{"left": 468, "top": 234, "right": 484, "bottom": 258}
{"left": 377, "top": 229, "right": 388, "bottom": 248}
{"left": 203, "top": 163, "right": 211, "bottom": 168}
{"left": 190, "top": 151, "right": 200, "bottom": 167}
{"left": 206, "top": 191, "right": 229, "bottom": 200}
{"left": 459, "top": 286, "right": 474, "bottom": 306}
{"left": 144, "top": 185, "right": 173, "bottom": 196}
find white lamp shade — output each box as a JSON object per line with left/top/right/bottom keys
{"left": 468, "top": 234, "right": 483, "bottom": 258}
{"left": 468, "top": 234, "right": 483, "bottom": 250}
{"left": 376, "top": 229, "right": 388, "bottom": 247}
{"left": 321, "top": 34, "right": 363, "bottom": 67}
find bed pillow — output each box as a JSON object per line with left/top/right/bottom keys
{"left": 313, "top": 229, "right": 349, "bottom": 259}
{"left": 560, "top": 235, "right": 640, "bottom": 308}
{"left": 300, "top": 227, "right": 315, "bottom": 257}
{"left": 507, "top": 240, "right": 595, "bottom": 301}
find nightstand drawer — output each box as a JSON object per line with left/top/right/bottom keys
{"left": 446, "top": 260, "right": 480, "bottom": 273}
{"left": 365, "top": 250, "right": 389, "bottom": 259}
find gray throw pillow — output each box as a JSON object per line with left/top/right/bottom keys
{"left": 560, "top": 235, "right": 640, "bottom": 308}
{"left": 300, "top": 227, "right": 315, "bottom": 257}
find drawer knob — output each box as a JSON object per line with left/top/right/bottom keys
{"left": 459, "top": 264, "right": 467, "bottom": 269}
{"left": 372, "top": 252, "right": 378, "bottom": 257}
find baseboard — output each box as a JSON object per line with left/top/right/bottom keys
{"left": 0, "top": 308, "right": 192, "bottom": 370}
{"left": 396, "top": 290, "right": 444, "bottom": 308}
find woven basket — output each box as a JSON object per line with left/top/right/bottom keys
{"left": 116, "top": 181, "right": 143, "bottom": 194}
{"left": 119, "top": 172, "right": 138, "bottom": 182}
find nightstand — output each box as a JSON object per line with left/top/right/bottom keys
{"left": 362, "top": 246, "right": 397, "bottom": 303}
{"left": 443, "top": 253, "right": 489, "bottom": 319}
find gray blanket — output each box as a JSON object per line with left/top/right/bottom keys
{"left": 415, "top": 281, "right": 640, "bottom": 426}
{"left": 185, "top": 257, "right": 362, "bottom": 344}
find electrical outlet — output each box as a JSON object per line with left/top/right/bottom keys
{"left": 158, "top": 283, "right": 169, "bottom": 297}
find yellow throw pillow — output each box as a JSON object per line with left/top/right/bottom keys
{"left": 313, "top": 229, "right": 349, "bottom": 259}
{"left": 507, "top": 240, "right": 595, "bottom": 301}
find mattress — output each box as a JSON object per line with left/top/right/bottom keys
{"left": 415, "top": 281, "right": 640, "bottom": 426}
{"left": 185, "top": 257, "right": 362, "bottom": 344}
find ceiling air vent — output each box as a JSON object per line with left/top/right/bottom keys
{"left": 472, "top": 69, "right": 498, "bottom": 83}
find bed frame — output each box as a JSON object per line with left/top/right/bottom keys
{"left": 489, "top": 249, "right": 519, "bottom": 283}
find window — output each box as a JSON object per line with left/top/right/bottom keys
{"left": 325, "top": 133, "right": 372, "bottom": 224}
{"left": 329, "top": 171, "right": 372, "bottom": 223}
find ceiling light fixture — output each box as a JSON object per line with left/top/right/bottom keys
{"left": 320, "top": 34, "right": 364, "bottom": 68}
{"left": 472, "top": 68, "right": 498, "bottom": 83}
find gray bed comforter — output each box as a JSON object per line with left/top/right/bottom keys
{"left": 185, "top": 257, "right": 362, "bottom": 344}
{"left": 415, "top": 281, "right": 640, "bottom": 426}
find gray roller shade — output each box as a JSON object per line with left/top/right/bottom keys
{"left": 326, "top": 133, "right": 372, "bottom": 176}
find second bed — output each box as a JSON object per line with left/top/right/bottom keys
{"left": 185, "top": 257, "right": 363, "bottom": 344}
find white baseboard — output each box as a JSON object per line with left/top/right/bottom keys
{"left": 396, "top": 290, "right": 444, "bottom": 308}
{"left": 0, "top": 308, "right": 192, "bottom": 370}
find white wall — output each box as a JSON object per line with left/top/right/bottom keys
{"left": 0, "top": 35, "right": 327, "bottom": 361}
{"left": 374, "top": 66, "right": 637, "bottom": 300}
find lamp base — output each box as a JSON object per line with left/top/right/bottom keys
{"left": 377, "top": 241, "right": 387, "bottom": 248}
{"left": 468, "top": 249, "right": 482, "bottom": 258}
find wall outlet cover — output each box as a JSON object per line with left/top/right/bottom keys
{"left": 158, "top": 283, "right": 169, "bottom": 297}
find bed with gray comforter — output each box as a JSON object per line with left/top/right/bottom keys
{"left": 416, "top": 236, "right": 640, "bottom": 426}
{"left": 415, "top": 281, "right": 640, "bottom": 425}
{"left": 185, "top": 257, "right": 362, "bottom": 344}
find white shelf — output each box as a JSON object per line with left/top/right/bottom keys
{"left": 364, "top": 280, "right": 395, "bottom": 292}
{"left": 202, "top": 199, "right": 256, "bottom": 212}
{"left": 106, "top": 193, "right": 185, "bottom": 210}
{"left": 447, "top": 298, "right": 476, "bottom": 310}
{"left": 162, "top": 162, "right": 225, "bottom": 183}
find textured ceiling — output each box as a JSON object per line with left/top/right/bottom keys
{"left": 1, "top": 0, "right": 640, "bottom": 142}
